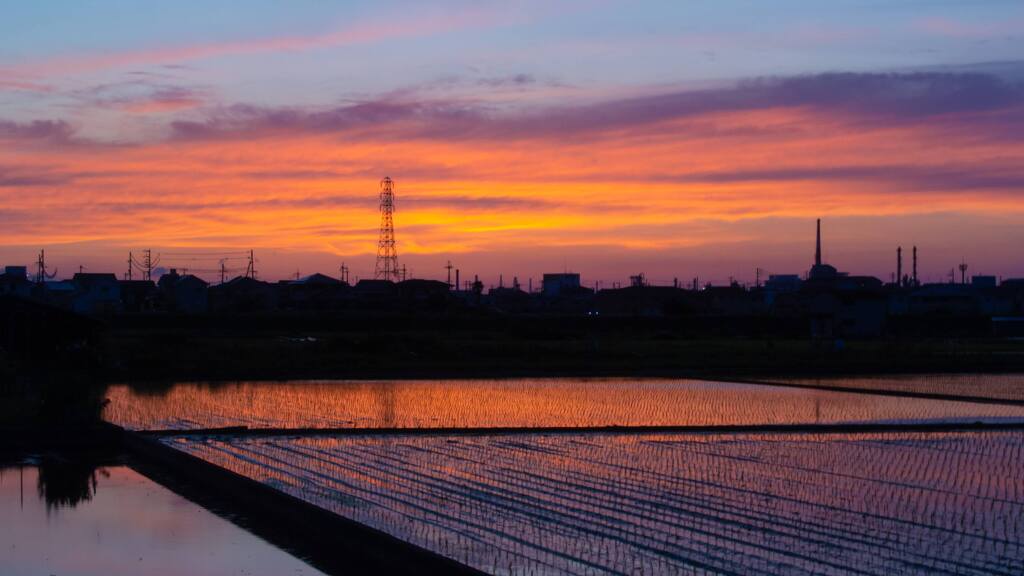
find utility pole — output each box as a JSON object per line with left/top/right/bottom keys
{"left": 126, "top": 251, "right": 133, "bottom": 280}
{"left": 959, "top": 260, "right": 968, "bottom": 285}
{"left": 219, "top": 259, "right": 227, "bottom": 284}
{"left": 339, "top": 262, "right": 349, "bottom": 284}
{"left": 142, "top": 249, "right": 160, "bottom": 281}
{"left": 445, "top": 261, "right": 454, "bottom": 289}
{"left": 35, "top": 250, "right": 56, "bottom": 284}
{"left": 246, "top": 250, "right": 255, "bottom": 279}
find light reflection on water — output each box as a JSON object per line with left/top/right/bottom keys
{"left": 165, "top": 430, "right": 1024, "bottom": 574}
{"left": 103, "top": 377, "right": 1024, "bottom": 431}
{"left": 770, "top": 373, "right": 1024, "bottom": 401}
{"left": 0, "top": 463, "right": 324, "bottom": 576}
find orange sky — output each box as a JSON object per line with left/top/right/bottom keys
{"left": 4, "top": 91, "right": 1024, "bottom": 285}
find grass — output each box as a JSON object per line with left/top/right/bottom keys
{"left": 99, "top": 317, "right": 1024, "bottom": 383}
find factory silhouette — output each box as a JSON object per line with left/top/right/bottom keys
{"left": 2, "top": 177, "right": 1023, "bottom": 340}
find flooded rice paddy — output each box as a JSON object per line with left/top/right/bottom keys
{"left": 0, "top": 461, "right": 324, "bottom": 576}
{"left": 164, "top": 430, "right": 1024, "bottom": 575}
{"left": 100, "top": 376, "right": 1024, "bottom": 574}
{"left": 104, "top": 378, "right": 1024, "bottom": 431}
{"left": 768, "top": 373, "right": 1024, "bottom": 402}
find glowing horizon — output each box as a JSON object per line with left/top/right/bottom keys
{"left": 2, "top": 1, "right": 1023, "bottom": 286}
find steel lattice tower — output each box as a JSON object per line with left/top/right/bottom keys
{"left": 375, "top": 176, "right": 399, "bottom": 281}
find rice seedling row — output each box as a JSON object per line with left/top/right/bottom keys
{"left": 163, "top": 430, "right": 1024, "bottom": 575}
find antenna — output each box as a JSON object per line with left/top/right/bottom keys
{"left": 374, "top": 177, "right": 399, "bottom": 281}
{"left": 445, "top": 261, "right": 454, "bottom": 289}
{"left": 959, "top": 260, "right": 968, "bottom": 285}
{"left": 339, "top": 262, "right": 350, "bottom": 284}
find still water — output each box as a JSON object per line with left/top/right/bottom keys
{"left": 769, "top": 373, "right": 1024, "bottom": 401}
{"left": 0, "top": 460, "right": 324, "bottom": 576}
{"left": 165, "top": 430, "right": 1024, "bottom": 575}
{"left": 104, "top": 377, "right": 1024, "bottom": 431}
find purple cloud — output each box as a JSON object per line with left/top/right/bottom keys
{"left": 166, "top": 69, "right": 1024, "bottom": 143}
{"left": 0, "top": 119, "right": 75, "bottom": 143}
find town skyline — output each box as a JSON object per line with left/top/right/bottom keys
{"left": 2, "top": 214, "right": 1019, "bottom": 288}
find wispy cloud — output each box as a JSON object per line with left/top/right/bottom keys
{"left": 2, "top": 5, "right": 503, "bottom": 80}
{"left": 915, "top": 16, "right": 1024, "bottom": 39}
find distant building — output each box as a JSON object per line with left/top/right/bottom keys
{"left": 542, "top": 273, "right": 581, "bottom": 298}
{"left": 397, "top": 279, "right": 450, "bottom": 308}
{"left": 277, "top": 273, "right": 346, "bottom": 310}
{"left": 488, "top": 285, "right": 531, "bottom": 313}
{"left": 209, "top": 276, "right": 277, "bottom": 312}
{"left": 595, "top": 285, "right": 687, "bottom": 317}
{"left": 0, "top": 266, "right": 32, "bottom": 298}
{"left": 765, "top": 275, "right": 802, "bottom": 292}
{"left": 972, "top": 275, "right": 997, "bottom": 288}
{"left": 41, "top": 280, "right": 76, "bottom": 309}
{"left": 158, "top": 269, "right": 209, "bottom": 313}
{"left": 353, "top": 279, "right": 397, "bottom": 308}
{"left": 763, "top": 274, "right": 802, "bottom": 306}
{"left": 119, "top": 280, "right": 157, "bottom": 313}
{"left": 71, "top": 273, "right": 121, "bottom": 314}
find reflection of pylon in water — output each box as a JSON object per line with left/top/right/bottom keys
{"left": 374, "top": 177, "right": 399, "bottom": 281}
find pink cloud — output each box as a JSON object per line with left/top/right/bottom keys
{"left": 3, "top": 6, "right": 500, "bottom": 79}
{"left": 915, "top": 16, "right": 1023, "bottom": 39}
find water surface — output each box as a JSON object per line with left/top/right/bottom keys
{"left": 104, "top": 378, "right": 1024, "bottom": 431}
{"left": 0, "top": 461, "right": 324, "bottom": 576}
{"left": 166, "top": 430, "right": 1024, "bottom": 575}
{"left": 768, "top": 373, "right": 1024, "bottom": 402}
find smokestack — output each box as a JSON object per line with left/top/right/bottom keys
{"left": 912, "top": 246, "right": 918, "bottom": 286}
{"left": 897, "top": 246, "right": 902, "bottom": 287}
{"left": 455, "top": 269, "right": 460, "bottom": 292}
{"left": 815, "top": 219, "right": 822, "bottom": 267}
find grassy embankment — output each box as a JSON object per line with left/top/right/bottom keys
{"left": 100, "top": 313, "right": 1024, "bottom": 383}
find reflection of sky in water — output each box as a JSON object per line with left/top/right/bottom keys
{"left": 772, "top": 373, "right": 1024, "bottom": 402}
{"left": 104, "top": 378, "right": 1024, "bottom": 431}
{"left": 166, "top": 430, "right": 1024, "bottom": 575}
{"left": 0, "top": 464, "right": 324, "bottom": 576}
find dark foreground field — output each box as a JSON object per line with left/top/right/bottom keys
{"left": 100, "top": 312, "right": 1024, "bottom": 383}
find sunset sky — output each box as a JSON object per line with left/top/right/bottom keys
{"left": 2, "top": 1, "right": 1023, "bottom": 285}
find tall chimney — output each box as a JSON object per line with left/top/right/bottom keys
{"left": 912, "top": 246, "right": 918, "bottom": 286}
{"left": 897, "top": 246, "right": 902, "bottom": 287}
{"left": 455, "top": 269, "right": 460, "bottom": 292}
{"left": 815, "top": 219, "right": 822, "bottom": 267}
